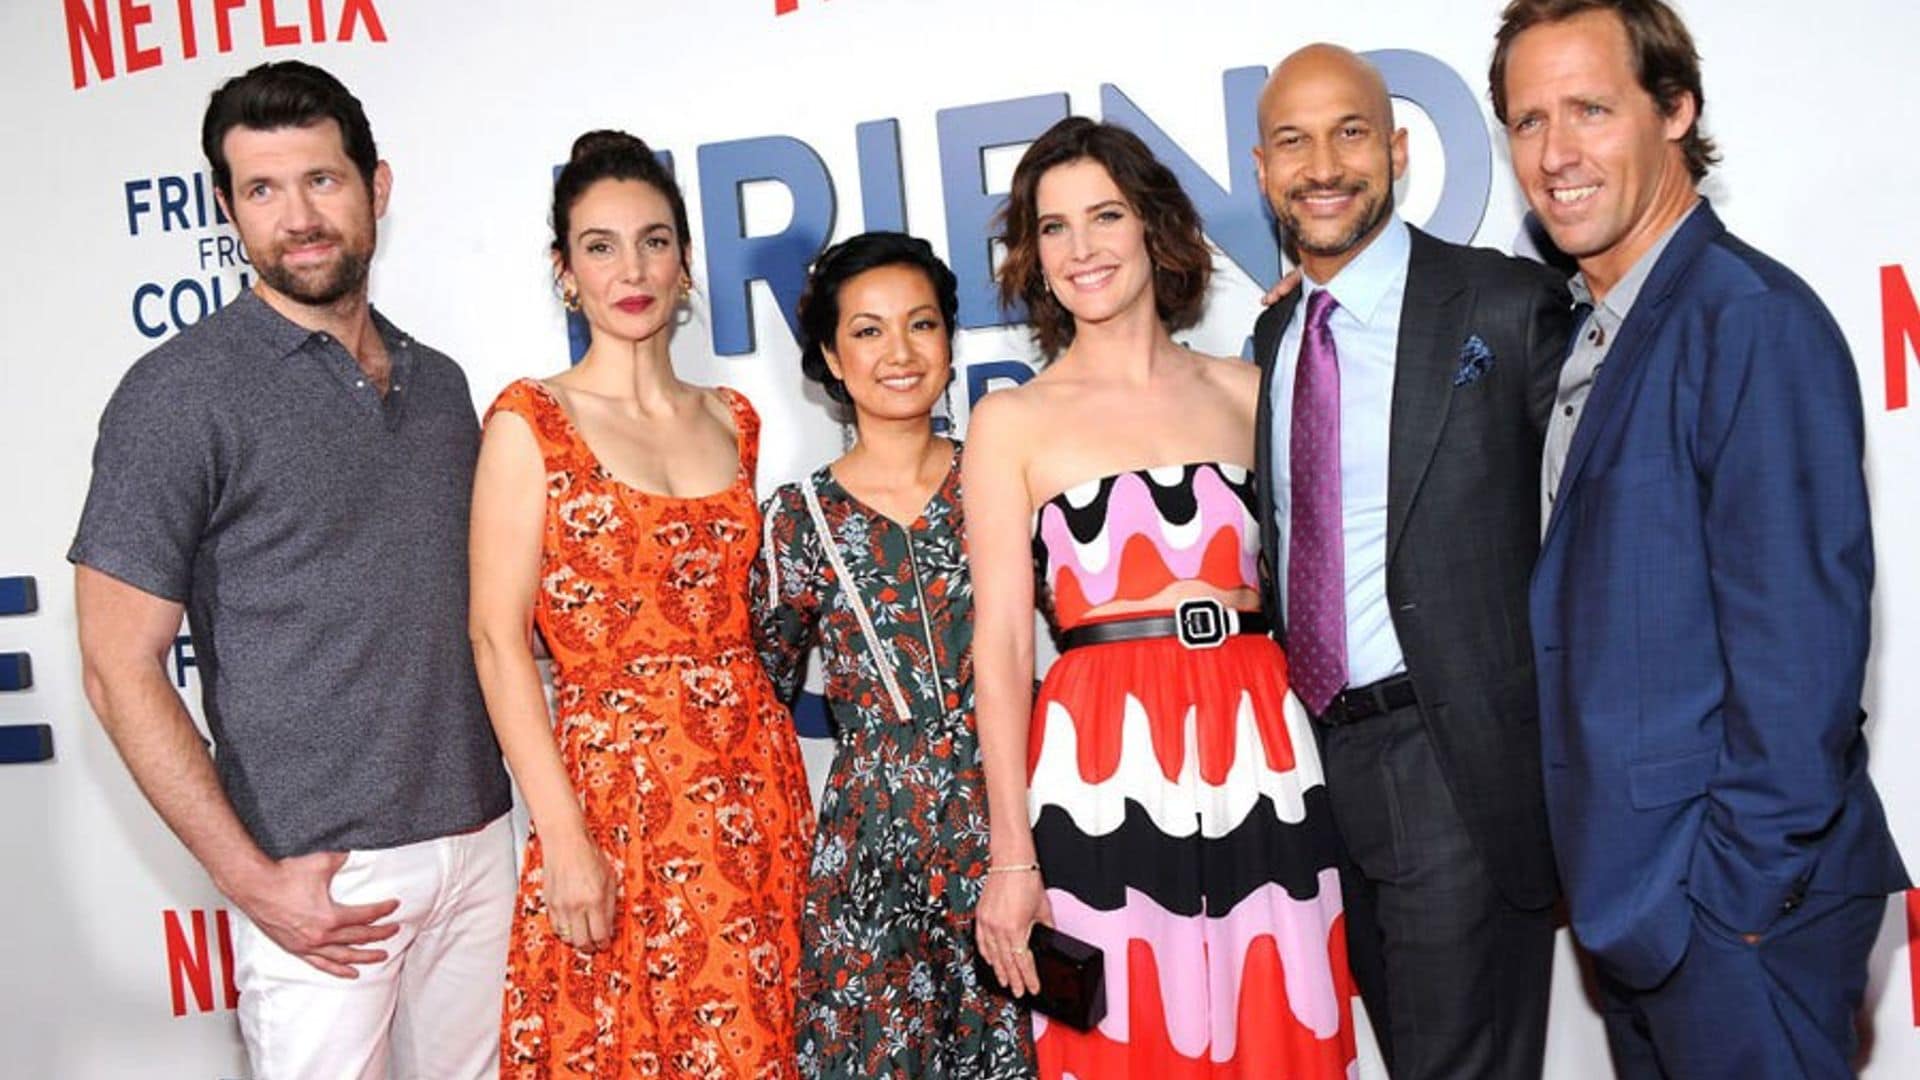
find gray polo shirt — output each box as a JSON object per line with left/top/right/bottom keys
{"left": 70, "top": 290, "right": 511, "bottom": 858}
{"left": 1542, "top": 202, "right": 1700, "bottom": 526}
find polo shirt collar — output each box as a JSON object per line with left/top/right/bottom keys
{"left": 227, "top": 287, "right": 409, "bottom": 360}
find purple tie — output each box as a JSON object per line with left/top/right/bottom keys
{"left": 1288, "top": 289, "right": 1347, "bottom": 715}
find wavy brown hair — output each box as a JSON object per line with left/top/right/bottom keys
{"left": 1490, "top": 0, "right": 1719, "bottom": 182}
{"left": 995, "top": 117, "right": 1212, "bottom": 360}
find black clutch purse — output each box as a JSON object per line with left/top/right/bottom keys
{"left": 976, "top": 923, "right": 1108, "bottom": 1032}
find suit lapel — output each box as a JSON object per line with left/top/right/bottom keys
{"left": 1253, "top": 292, "right": 1299, "bottom": 628}
{"left": 1387, "top": 230, "right": 1470, "bottom": 564}
{"left": 1540, "top": 203, "right": 1725, "bottom": 550}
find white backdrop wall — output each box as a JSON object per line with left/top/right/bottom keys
{"left": 2, "top": 1, "right": 1916, "bottom": 1076}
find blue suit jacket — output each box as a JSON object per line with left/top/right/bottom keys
{"left": 1531, "top": 202, "right": 1907, "bottom": 990}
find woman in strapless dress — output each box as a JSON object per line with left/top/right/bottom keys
{"left": 963, "top": 116, "right": 1357, "bottom": 1078}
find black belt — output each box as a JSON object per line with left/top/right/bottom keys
{"left": 1313, "top": 673, "right": 1419, "bottom": 726}
{"left": 1059, "top": 598, "right": 1270, "bottom": 653}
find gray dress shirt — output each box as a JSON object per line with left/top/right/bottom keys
{"left": 1541, "top": 203, "right": 1700, "bottom": 528}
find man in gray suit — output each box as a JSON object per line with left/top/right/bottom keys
{"left": 1250, "top": 44, "right": 1572, "bottom": 1078}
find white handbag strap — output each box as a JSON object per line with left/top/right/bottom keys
{"left": 800, "top": 477, "right": 913, "bottom": 722}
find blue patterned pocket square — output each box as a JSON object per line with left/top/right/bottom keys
{"left": 1453, "top": 334, "right": 1494, "bottom": 387}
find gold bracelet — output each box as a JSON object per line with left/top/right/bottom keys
{"left": 987, "top": 862, "right": 1041, "bottom": 874}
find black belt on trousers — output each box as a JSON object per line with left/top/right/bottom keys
{"left": 1058, "top": 597, "right": 1270, "bottom": 653}
{"left": 1313, "top": 673, "right": 1419, "bottom": 726}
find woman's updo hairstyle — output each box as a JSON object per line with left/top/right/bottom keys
{"left": 550, "top": 130, "right": 691, "bottom": 271}
{"left": 795, "top": 231, "right": 960, "bottom": 406}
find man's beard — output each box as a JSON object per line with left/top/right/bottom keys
{"left": 256, "top": 228, "right": 373, "bottom": 306}
{"left": 1279, "top": 180, "right": 1392, "bottom": 260}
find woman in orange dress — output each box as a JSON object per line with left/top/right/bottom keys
{"left": 470, "top": 130, "right": 812, "bottom": 1078}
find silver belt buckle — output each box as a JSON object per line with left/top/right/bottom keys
{"left": 1174, "top": 597, "right": 1230, "bottom": 649}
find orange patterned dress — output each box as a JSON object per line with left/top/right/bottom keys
{"left": 490, "top": 379, "right": 813, "bottom": 1079}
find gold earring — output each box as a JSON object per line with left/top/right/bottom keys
{"left": 678, "top": 273, "right": 692, "bottom": 302}
{"left": 561, "top": 283, "right": 581, "bottom": 313}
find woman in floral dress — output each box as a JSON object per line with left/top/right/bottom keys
{"left": 753, "top": 232, "right": 1033, "bottom": 1079}
{"left": 471, "top": 130, "right": 812, "bottom": 1078}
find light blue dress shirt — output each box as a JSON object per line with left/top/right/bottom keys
{"left": 1269, "top": 215, "right": 1410, "bottom": 688}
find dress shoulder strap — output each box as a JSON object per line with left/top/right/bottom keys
{"left": 716, "top": 386, "right": 760, "bottom": 480}
{"left": 483, "top": 378, "right": 573, "bottom": 470}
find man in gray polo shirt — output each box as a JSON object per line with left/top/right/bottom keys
{"left": 72, "top": 61, "right": 514, "bottom": 1078}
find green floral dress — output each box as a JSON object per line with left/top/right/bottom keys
{"left": 751, "top": 445, "right": 1034, "bottom": 1079}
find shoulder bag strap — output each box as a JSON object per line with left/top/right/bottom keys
{"left": 800, "top": 477, "right": 913, "bottom": 722}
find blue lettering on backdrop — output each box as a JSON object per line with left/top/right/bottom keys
{"left": 1366, "top": 49, "right": 1492, "bottom": 242}
{"left": 131, "top": 274, "right": 253, "bottom": 339}
{"left": 966, "top": 359, "right": 1037, "bottom": 404}
{"left": 172, "top": 635, "right": 196, "bottom": 689}
{"left": 1103, "top": 68, "right": 1278, "bottom": 292}
{"left": 700, "top": 137, "right": 837, "bottom": 356}
{"left": 123, "top": 173, "right": 227, "bottom": 236}
{"left": 855, "top": 119, "right": 907, "bottom": 234}
{"left": 691, "top": 52, "right": 1487, "bottom": 360}
{"left": 115, "top": 61, "right": 1491, "bottom": 361}
{"left": 936, "top": 94, "right": 1072, "bottom": 331}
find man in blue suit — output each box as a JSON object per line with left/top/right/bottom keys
{"left": 1490, "top": 1, "right": 1908, "bottom": 1075}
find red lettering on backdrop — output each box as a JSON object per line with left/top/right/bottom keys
{"left": 260, "top": 0, "right": 300, "bottom": 46}
{"left": 1908, "top": 890, "right": 1920, "bottom": 1026}
{"left": 214, "top": 0, "right": 245, "bottom": 54}
{"left": 65, "top": 0, "right": 115, "bottom": 88}
{"left": 164, "top": 909, "right": 213, "bottom": 1017}
{"left": 215, "top": 909, "right": 239, "bottom": 1009}
{"left": 65, "top": 0, "right": 388, "bottom": 89}
{"left": 1884, "top": 265, "right": 1920, "bottom": 411}
{"left": 338, "top": 0, "right": 386, "bottom": 41}
{"left": 119, "top": 0, "right": 162, "bottom": 73}
{"left": 176, "top": 0, "right": 199, "bottom": 58}
{"left": 163, "top": 909, "right": 240, "bottom": 1017}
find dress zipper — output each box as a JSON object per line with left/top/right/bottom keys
{"left": 903, "top": 534, "right": 944, "bottom": 715}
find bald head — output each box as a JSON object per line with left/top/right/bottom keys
{"left": 1251, "top": 42, "right": 1407, "bottom": 280}
{"left": 1259, "top": 44, "right": 1395, "bottom": 138}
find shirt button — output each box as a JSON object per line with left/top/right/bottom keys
{"left": 1588, "top": 327, "right": 1605, "bottom": 345}
{"left": 1563, "top": 405, "right": 1575, "bottom": 417}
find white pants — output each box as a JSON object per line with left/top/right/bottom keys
{"left": 234, "top": 815, "right": 516, "bottom": 1080}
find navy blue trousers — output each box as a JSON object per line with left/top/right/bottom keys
{"left": 1597, "top": 891, "right": 1887, "bottom": 1079}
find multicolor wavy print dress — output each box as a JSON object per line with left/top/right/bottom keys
{"left": 1028, "top": 461, "right": 1357, "bottom": 1078}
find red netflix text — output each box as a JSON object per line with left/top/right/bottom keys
{"left": 1908, "top": 890, "right": 1919, "bottom": 1027}
{"left": 64, "top": 0, "right": 387, "bottom": 90}
{"left": 1885, "top": 265, "right": 1919, "bottom": 412}
{"left": 163, "top": 908, "right": 239, "bottom": 1017}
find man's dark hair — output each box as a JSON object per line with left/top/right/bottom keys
{"left": 549, "top": 130, "right": 692, "bottom": 274}
{"left": 995, "top": 117, "right": 1213, "bottom": 360}
{"left": 1490, "top": 0, "right": 1719, "bottom": 182}
{"left": 796, "top": 232, "right": 960, "bottom": 406}
{"left": 202, "top": 60, "right": 379, "bottom": 201}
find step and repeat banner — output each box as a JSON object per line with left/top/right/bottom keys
{"left": 2, "top": 1, "right": 1916, "bottom": 1076}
